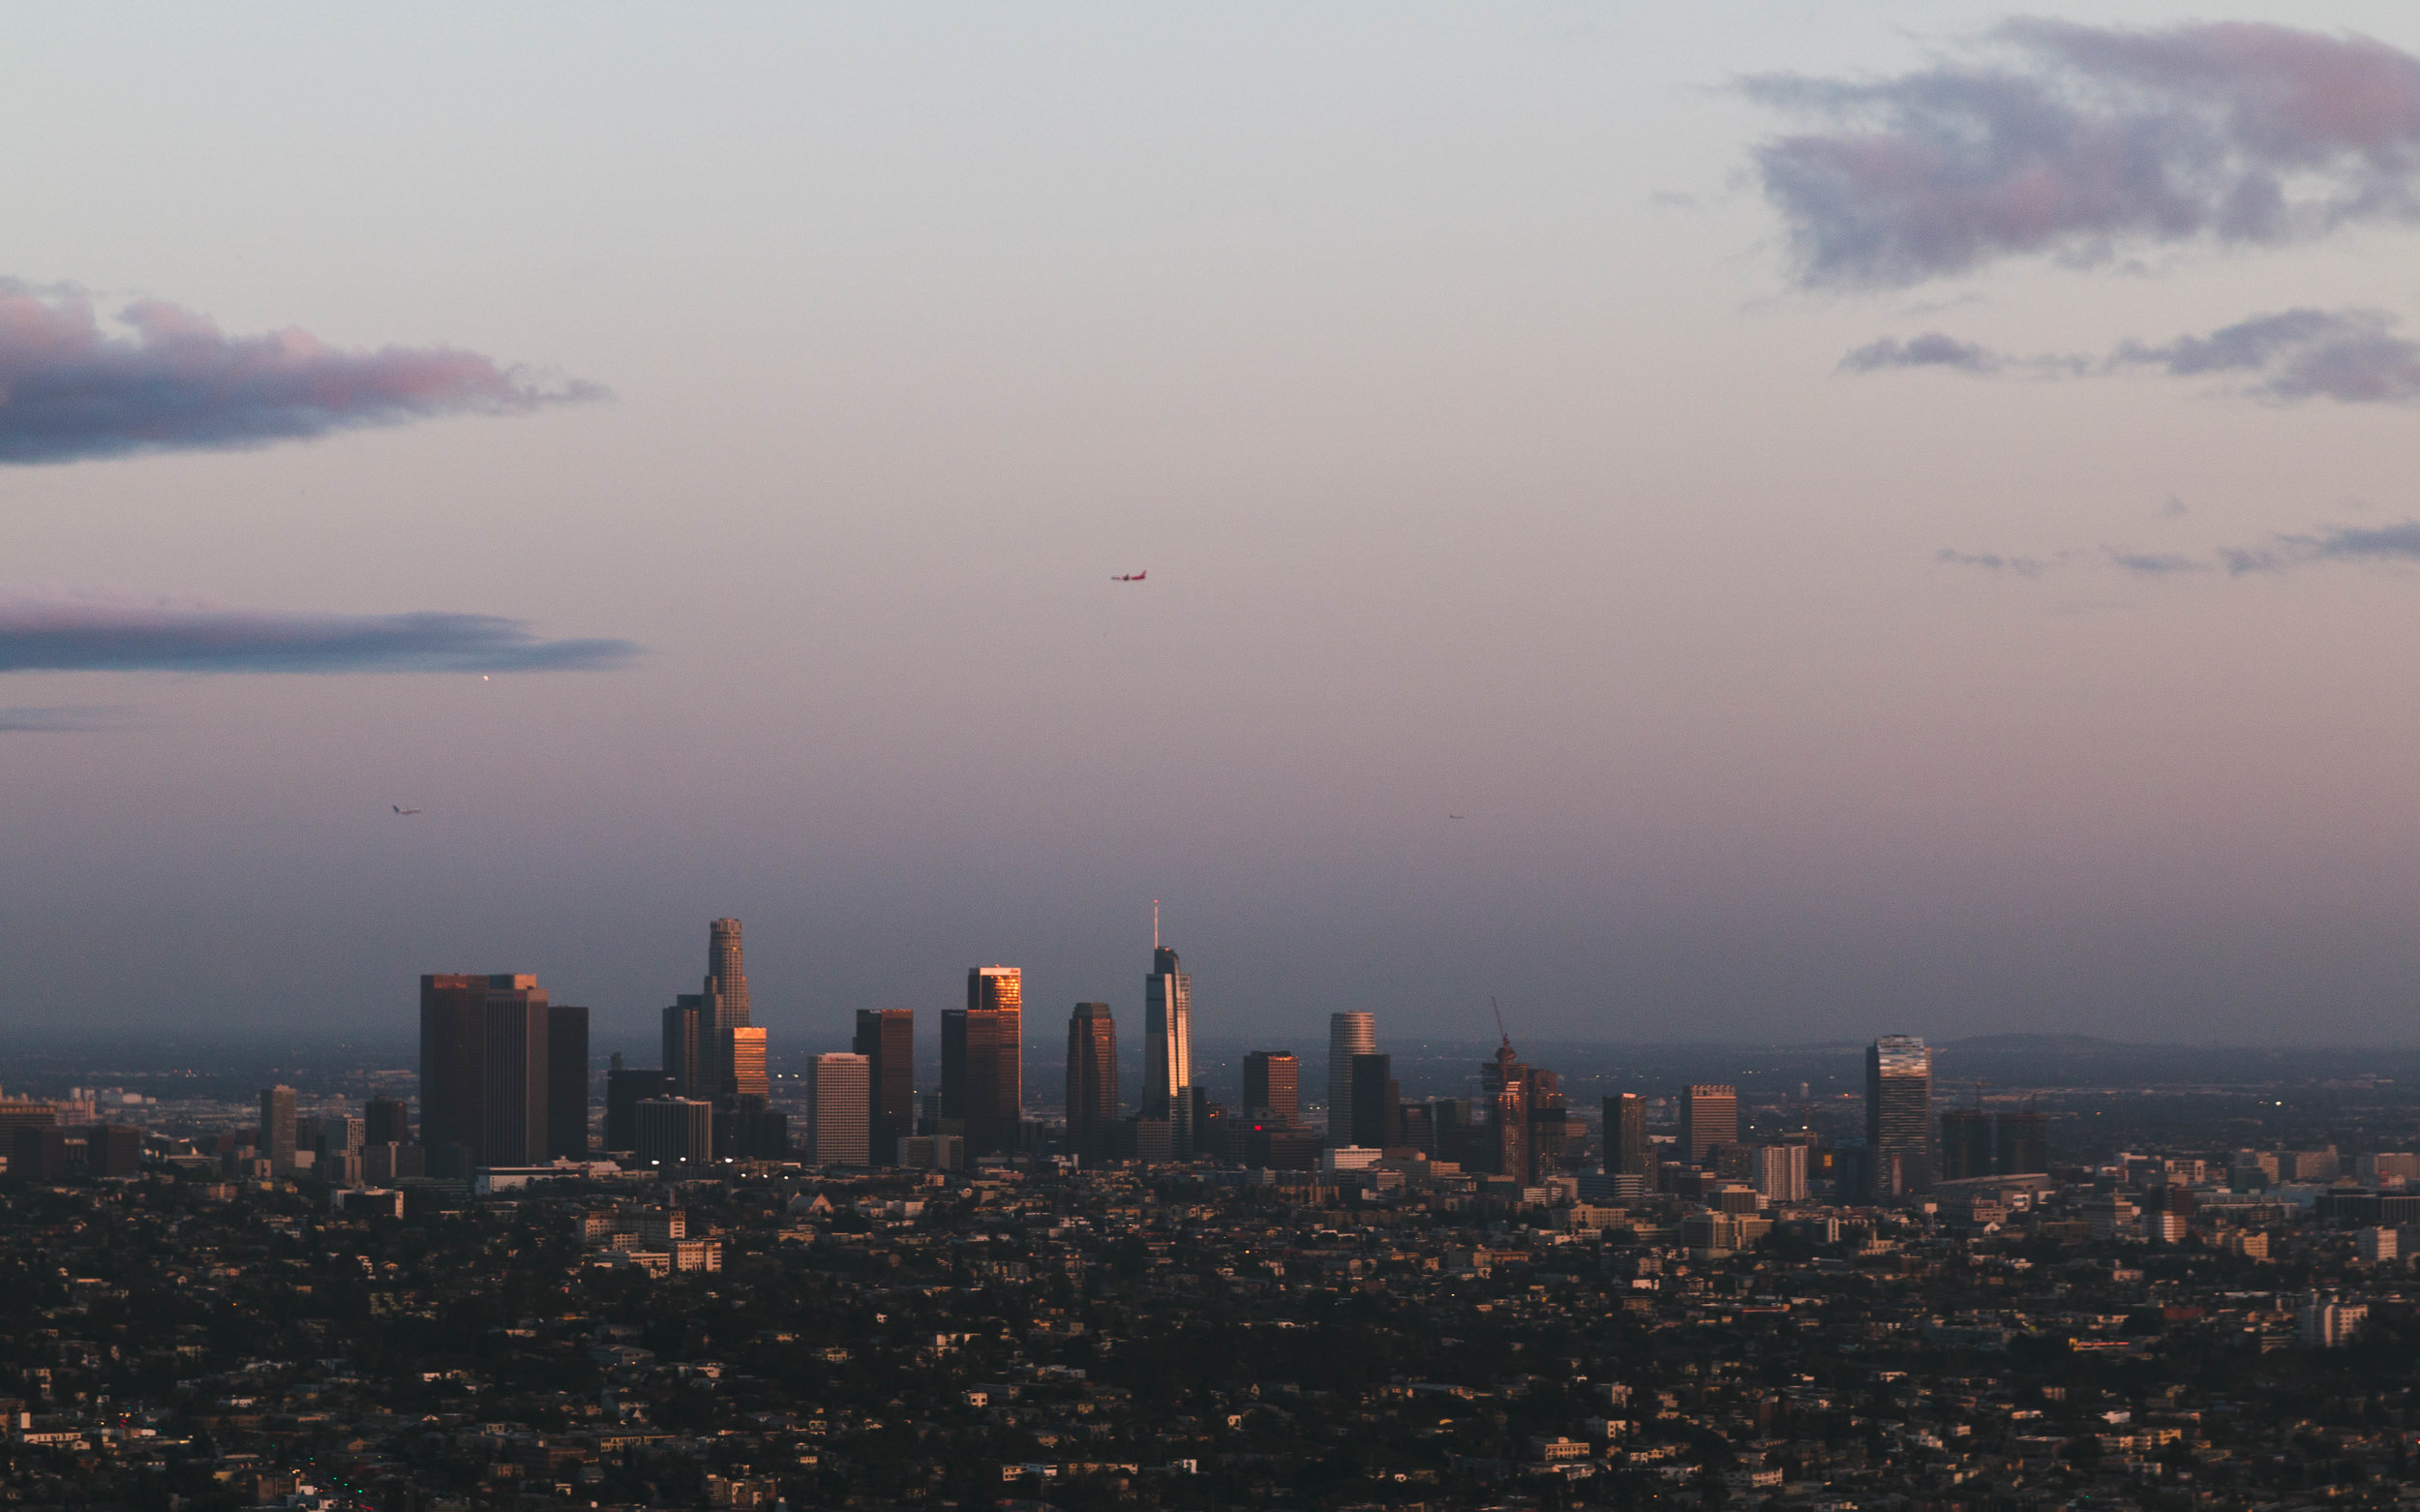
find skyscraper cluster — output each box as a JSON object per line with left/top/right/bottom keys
{"left": 395, "top": 913, "right": 2022, "bottom": 1213}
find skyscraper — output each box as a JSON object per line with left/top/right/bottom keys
{"left": 1144, "top": 947, "right": 1193, "bottom": 1155}
{"left": 1866, "top": 1034, "right": 1933, "bottom": 1195}
{"left": 727, "top": 1026, "right": 769, "bottom": 1103}
{"left": 662, "top": 995, "right": 704, "bottom": 1099}
{"left": 1604, "top": 1093, "right": 1651, "bottom": 1177}
{"left": 1751, "top": 1142, "right": 1809, "bottom": 1202}
{"left": 708, "top": 917, "right": 749, "bottom": 1020}
{"left": 1347, "top": 1053, "right": 1397, "bottom": 1150}
{"left": 804, "top": 1052, "right": 871, "bottom": 1165}
{"left": 1242, "top": 1051, "right": 1299, "bottom": 1127}
{"left": 1481, "top": 1040, "right": 1532, "bottom": 1181}
{"left": 418, "top": 973, "right": 489, "bottom": 1164}
{"left": 635, "top": 1097, "right": 713, "bottom": 1169}
{"left": 965, "top": 966, "right": 1023, "bottom": 1156}
{"left": 482, "top": 975, "right": 551, "bottom": 1167}
{"left": 855, "top": 1009, "right": 916, "bottom": 1165}
{"left": 940, "top": 1008, "right": 969, "bottom": 1129}
{"left": 1065, "top": 1003, "right": 1118, "bottom": 1165}
{"left": 1527, "top": 1065, "right": 1567, "bottom": 1177}
{"left": 259, "top": 1085, "right": 297, "bottom": 1173}
{"left": 1995, "top": 1105, "right": 2047, "bottom": 1176}
{"left": 1939, "top": 1107, "right": 1992, "bottom": 1181}
{"left": 1326, "top": 1012, "right": 1376, "bottom": 1145}
{"left": 703, "top": 918, "right": 755, "bottom": 1103}
{"left": 1679, "top": 1085, "right": 1739, "bottom": 1166}
{"left": 364, "top": 1094, "right": 410, "bottom": 1148}
{"left": 605, "top": 1057, "right": 676, "bottom": 1153}
{"left": 546, "top": 1003, "right": 590, "bottom": 1160}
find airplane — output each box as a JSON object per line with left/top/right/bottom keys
{"left": 1449, "top": 814, "right": 1465, "bottom": 820}
{"left": 1112, "top": 571, "right": 1147, "bottom": 582}
{"left": 393, "top": 805, "right": 422, "bottom": 816}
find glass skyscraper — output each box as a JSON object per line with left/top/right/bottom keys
{"left": 1326, "top": 1012, "right": 1376, "bottom": 1145}
{"left": 855, "top": 1009, "right": 916, "bottom": 1166}
{"left": 1065, "top": 1002, "right": 1118, "bottom": 1165}
{"left": 1866, "top": 1034, "right": 1933, "bottom": 1194}
{"left": 1144, "top": 947, "right": 1193, "bottom": 1154}
{"left": 963, "top": 966, "right": 1023, "bottom": 1155}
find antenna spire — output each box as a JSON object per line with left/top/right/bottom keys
{"left": 1153, "top": 899, "right": 1160, "bottom": 951}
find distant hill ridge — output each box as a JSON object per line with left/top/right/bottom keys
{"left": 1941, "top": 1033, "right": 2121, "bottom": 1051}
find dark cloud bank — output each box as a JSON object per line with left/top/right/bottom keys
{"left": 1748, "top": 20, "right": 2420, "bottom": 287}
{"left": 0, "top": 602, "right": 636, "bottom": 674}
{"left": 1846, "top": 308, "right": 2420, "bottom": 405}
{"left": 0, "top": 282, "right": 601, "bottom": 463}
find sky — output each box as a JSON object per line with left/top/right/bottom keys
{"left": 6, "top": 3, "right": 2420, "bottom": 1047}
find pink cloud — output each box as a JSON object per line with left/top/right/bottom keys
{"left": 0, "top": 281, "right": 603, "bottom": 463}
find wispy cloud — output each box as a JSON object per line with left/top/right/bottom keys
{"left": 2227, "top": 520, "right": 2420, "bottom": 573}
{"left": 0, "top": 281, "right": 603, "bottom": 464}
{"left": 1842, "top": 333, "right": 2007, "bottom": 374}
{"left": 1942, "top": 519, "right": 2420, "bottom": 580}
{"left": 1746, "top": 20, "right": 2420, "bottom": 287}
{"left": 0, "top": 704, "right": 127, "bottom": 732}
{"left": 1844, "top": 307, "right": 2420, "bottom": 404}
{"left": 1935, "top": 548, "right": 2057, "bottom": 577}
{"left": 0, "top": 599, "right": 637, "bottom": 673}
{"left": 2103, "top": 548, "right": 2204, "bottom": 575}
{"left": 2111, "top": 309, "right": 2420, "bottom": 403}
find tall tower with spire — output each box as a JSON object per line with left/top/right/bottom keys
{"left": 1145, "top": 944, "right": 1194, "bottom": 1156}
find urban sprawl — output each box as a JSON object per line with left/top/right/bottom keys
{"left": 2, "top": 920, "right": 2418, "bottom": 1512}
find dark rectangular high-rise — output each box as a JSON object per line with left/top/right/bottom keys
{"left": 662, "top": 996, "right": 705, "bottom": 1100}
{"left": 418, "top": 973, "right": 489, "bottom": 1165}
{"left": 1866, "top": 1035, "right": 1933, "bottom": 1195}
{"left": 1347, "top": 1053, "right": 1397, "bottom": 1150}
{"left": 939, "top": 1010, "right": 969, "bottom": 1125}
{"left": 855, "top": 1009, "right": 916, "bottom": 1165}
{"left": 965, "top": 966, "right": 1022, "bottom": 1156}
{"left": 91, "top": 1124, "right": 143, "bottom": 1178}
{"left": 1995, "top": 1107, "right": 2047, "bottom": 1176}
{"left": 1679, "top": 1084, "right": 1738, "bottom": 1167}
{"left": 482, "top": 976, "right": 550, "bottom": 1168}
{"left": 636, "top": 1097, "right": 713, "bottom": 1169}
{"left": 258, "top": 1086, "right": 298, "bottom": 1173}
{"left": 1242, "top": 1051, "right": 1299, "bottom": 1127}
{"left": 11, "top": 1125, "right": 68, "bottom": 1183}
{"left": 546, "top": 1003, "right": 590, "bottom": 1160}
{"left": 1065, "top": 1003, "right": 1118, "bottom": 1165}
{"left": 1605, "top": 1093, "right": 1651, "bottom": 1177}
{"left": 1939, "top": 1107, "right": 1992, "bottom": 1181}
{"left": 364, "top": 1095, "right": 410, "bottom": 1147}
{"left": 606, "top": 1060, "right": 677, "bottom": 1153}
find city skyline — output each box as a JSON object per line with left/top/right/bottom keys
{"left": 13, "top": 11, "right": 2420, "bottom": 1507}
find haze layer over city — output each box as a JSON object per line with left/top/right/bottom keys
{"left": 9, "top": 3, "right": 2420, "bottom": 1045}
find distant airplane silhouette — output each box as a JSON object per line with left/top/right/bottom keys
{"left": 393, "top": 805, "right": 422, "bottom": 816}
{"left": 1112, "top": 571, "right": 1146, "bottom": 582}
{"left": 1449, "top": 813, "right": 1465, "bottom": 820}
